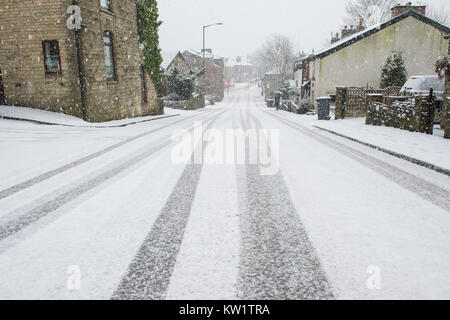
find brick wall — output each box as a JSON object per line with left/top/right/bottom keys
{"left": 180, "top": 51, "right": 224, "bottom": 101}
{"left": 0, "top": 0, "right": 160, "bottom": 122}
{"left": 0, "top": 0, "right": 81, "bottom": 116}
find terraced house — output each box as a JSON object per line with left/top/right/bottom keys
{"left": 0, "top": 0, "right": 161, "bottom": 122}
{"left": 298, "top": 4, "right": 450, "bottom": 108}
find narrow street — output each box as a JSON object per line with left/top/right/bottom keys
{"left": 0, "top": 85, "right": 449, "bottom": 300}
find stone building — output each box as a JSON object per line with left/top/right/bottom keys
{"left": 300, "top": 5, "right": 450, "bottom": 109}
{"left": 293, "top": 55, "right": 314, "bottom": 100}
{"left": 262, "top": 72, "right": 284, "bottom": 101}
{"left": 0, "top": 0, "right": 161, "bottom": 122}
{"left": 167, "top": 50, "right": 225, "bottom": 101}
{"left": 444, "top": 34, "right": 450, "bottom": 139}
{"left": 224, "top": 56, "right": 255, "bottom": 84}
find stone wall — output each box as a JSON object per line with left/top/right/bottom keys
{"left": 164, "top": 94, "right": 205, "bottom": 110}
{"left": 444, "top": 38, "right": 450, "bottom": 139}
{"left": 0, "top": 0, "right": 160, "bottom": 122}
{"left": 0, "top": 0, "right": 81, "bottom": 116}
{"left": 78, "top": 0, "right": 159, "bottom": 121}
{"left": 186, "top": 94, "right": 205, "bottom": 110}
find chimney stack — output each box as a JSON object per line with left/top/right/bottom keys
{"left": 391, "top": 2, "right": 426, "bottom": 18}
{"left": 341, "top": 24, "right": 358, "bottom": 39}
{"left": 356, "top": 19, "right": 365, "bottom": 32}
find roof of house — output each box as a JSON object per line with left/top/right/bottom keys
{"left": 166, "top": 51, "right": 186, "bottom": 71}
{"left": 162, "top": 51, "right": 179, "bottom": 69}
{"left": 185, "top": 49, "right": 223, "bottom": 61}
{"left": 313, "top": 9, "right": 450, "bottom": 60}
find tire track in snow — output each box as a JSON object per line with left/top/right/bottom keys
{"left": 236, "top": 96, "right": 334, "bottom": 299}
{"left": 0, "top": 98, "right": 235, "bottom": 201}
{"left": 0, "top": 109, "right": 226, "bottom": 243}
{"left": 111, "top": 102, "right": 235, "bottom": 300}
{"left": 263, "top": 110, "right": 450, "bottom": 213}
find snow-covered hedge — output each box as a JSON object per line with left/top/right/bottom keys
{"left": 297, "top": 99, "right": 314, "bottom": 114}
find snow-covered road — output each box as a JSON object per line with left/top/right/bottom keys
{"left": 0, "top": 86, "right": 449, "bottom": 300}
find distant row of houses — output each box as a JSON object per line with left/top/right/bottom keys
{"left": 224, "top": 56, "right": 255, "bottom": 84}
{"left": 165, "top": 51, "right": 257, "bottom": 102}
{"left": 166, "top": 50, "right": 225, "bottom": 101}
{"left": 291, "top": 3, "right": 449, "bottom": 107}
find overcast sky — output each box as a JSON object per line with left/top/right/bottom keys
{"left": 158, "top": 0, "right": 450, "bottom": 63}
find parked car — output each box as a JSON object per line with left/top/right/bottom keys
{"left": 400, "top": 75, "right": 445, "bottom": 124}
{"left": 400, "top": 75, "right": 444, "bottom": 99}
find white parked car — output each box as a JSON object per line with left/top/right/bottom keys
{"left": 400, "top": 75, "right": 445, "bottom": 124}
{"left": 400, "top": 75, "right": 444, "bottom": 101}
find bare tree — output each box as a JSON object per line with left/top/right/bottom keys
{"left": 427, "top": 6, "right": 450, "bottom": 26}
{"left": 345, "top": 0, "right": 450, "bottom": 27}
{"left": 344, "top": 0, "right": 396, "bottom": 27}
{"left": 252, "top": 35, "right": 295, "bottom": 81}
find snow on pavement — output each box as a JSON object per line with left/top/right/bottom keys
{"left": 255, "top": 98, "right": 450, "bottom": 299}
{"left": 290, "top": 115, "right": 450, "bottom": 172}
{"left": 0, "top": 104, "right": 187, "bottom": 127}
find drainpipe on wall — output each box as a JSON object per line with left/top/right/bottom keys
{"left": 72, "top": 0, "right": 87, "bottom": 121}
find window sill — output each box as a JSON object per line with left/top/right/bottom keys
{"left": 45, "top": 71, "right": 62, "bottom": 77}
{"left": 106, "top": 79, "right": 117, "bottom": 84}
{"left": 100, "top": 8, "right": 114, "bottom": 16}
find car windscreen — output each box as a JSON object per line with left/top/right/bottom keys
{"left": 401, "top": 78, "right": 422, "bottom": 91}
{"left": 418, "top": 78, "right": 444, "bottom": 91}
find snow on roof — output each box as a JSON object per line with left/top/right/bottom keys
{"left": 315, "top": 21, "right": 384, "bottom": 57}
{"left": 225, "top": 57, "right": 253, "bottom": 67}
{"left": 408, "top": 75, "right": 439, "bottom": 79}
{"left": 161, "top": 51, "right": 179, "bottom": 69}
{"left": 186, "top": 49, "right": 223, "bottom": 60}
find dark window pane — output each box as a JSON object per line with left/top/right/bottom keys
{"left": 103, "top": 31, "right": 115, "bottom": 80}
{"left": 100, "top": 0, "right": 111, "bottom": 10}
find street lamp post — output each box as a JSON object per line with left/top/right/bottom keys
{"left": 202, "top": 23, "right": 223, "bottom": 68}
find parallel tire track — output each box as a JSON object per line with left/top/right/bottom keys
{"left": 236, "top": 97, "right": 334, "bottom": 299}
{"left": 0, "top": 97, "right": 236, "bottom": 201}
{"left": 263, "top": 109, "right": 450, "bottom": 212}
{"left": 111, "top": 103, "right": 234, "bottom": 300}
{"left": 0, "top": 109, "right": 227, "bottom": 243}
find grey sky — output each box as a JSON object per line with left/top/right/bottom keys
{"left": 158, "top": 0, "right": 450, "bottom": 62}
